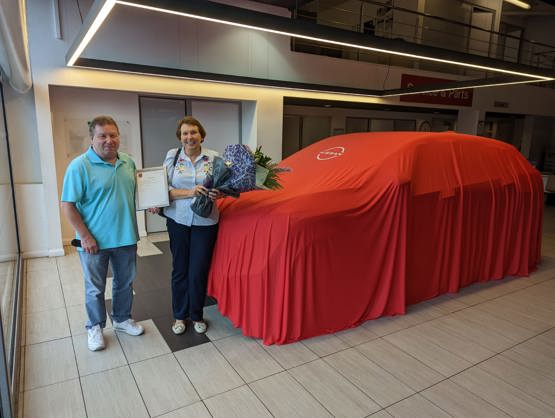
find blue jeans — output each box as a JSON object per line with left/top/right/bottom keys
{"left": 79, "top": 244, "right": 137, "bottom": 329}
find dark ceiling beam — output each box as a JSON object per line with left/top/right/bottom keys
{"left": 74, "top": 58, "right": 541, "bottom": 98}
{"left": 74, "top": 58, "right": 384, "bottom": 96}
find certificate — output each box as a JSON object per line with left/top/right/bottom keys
{"left": 136, "top": 166, "right": 170, "bottom": 210}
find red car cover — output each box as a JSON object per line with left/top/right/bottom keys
{"left": 208, "top": 132, "right": 543, "bottom": 345}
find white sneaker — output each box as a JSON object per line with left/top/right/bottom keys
{"left": 113, "top": 319, "right": 144, "bottom": 336}
{"left": 193, "top": 320, "right": 208, "bottom": 334}
{"left": 87, "top": 325, "right": 105, "bottom": 351}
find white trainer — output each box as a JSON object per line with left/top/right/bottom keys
{"left": 113, "top": 319, "right": 144, "bottom": 336}
{"left": 87, "top": 325, "right": 105, "bottom": 351}
{"left": 193, "top": 320, "right": 208, "bottom": 334}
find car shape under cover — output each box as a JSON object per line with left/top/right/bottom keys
{"left": 208, "top": 131, "right": 543, "bottom": 345}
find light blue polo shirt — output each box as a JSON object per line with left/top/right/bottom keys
{"left": 61, "top": 147, "right": 139, "bottom": 250}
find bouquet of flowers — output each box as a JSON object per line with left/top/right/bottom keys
{"left": 191, "top": 144, "right": 289, "bottom": 217}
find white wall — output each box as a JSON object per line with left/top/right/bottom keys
{"left": 7, "top": 0, "right": 555, "bottom": 257}
{"left": 49, "top": 86, "right": 143, "bottom": 244}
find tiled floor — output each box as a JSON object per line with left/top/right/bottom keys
{"left": 19, "top": 206, "right": 555, "bottom": 417}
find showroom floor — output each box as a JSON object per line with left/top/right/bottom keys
{"left": 19, "top": 206, "right": 555, "bottom": 418}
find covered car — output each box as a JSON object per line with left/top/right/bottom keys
{"left": 208, "top": 131, "right": 543, "bottom": 345}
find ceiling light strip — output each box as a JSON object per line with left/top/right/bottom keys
{"left": 114, "top": 0, "right": 552, "bottom": 81}
{"left": 381, "top": 79, "right": 548, "bottom": 97}
{"left": 67, "top": 0, "right": 116, "bottom": 66}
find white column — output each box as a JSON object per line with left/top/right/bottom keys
{"left": 456, "top": 109, "right": 481, "bottom": 135}
{"left": 520, "top": 116, "right": 534, "bottom": 160}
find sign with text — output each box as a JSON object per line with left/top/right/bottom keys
{"left": 399, "top": 74, "right": 473, "bottom": 107}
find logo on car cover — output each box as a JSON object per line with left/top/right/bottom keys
{"left": 316, "top": 146, "right": 345, "bottom": 160}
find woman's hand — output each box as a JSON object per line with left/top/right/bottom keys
{"left": 147, "top": 207, "right": 160, "bottom": 214}
{"left": 192, "top": 185, "right": 209, "bottom": 197}
{"left": 208, "top": 189, "right": 223, "bottom": 201}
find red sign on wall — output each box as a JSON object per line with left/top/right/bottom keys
{"left": 399, "top": 74, "right": 473, "bottom": 107}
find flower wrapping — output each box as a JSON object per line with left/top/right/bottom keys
{"left": 223, "top": 144, "right": 258, "bottom": 192}
{"left": 191, "top": 144, "right": 290, "bottom": 218}
{"left": 190, "top": 156, "right": 240, "bottom": 218}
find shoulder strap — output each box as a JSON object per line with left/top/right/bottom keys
{"left": 172, "top": 147, "right": 182, "bottom": 167}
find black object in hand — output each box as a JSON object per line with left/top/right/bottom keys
{"left": 71, "top": 239, "right": 81, "bottom": 247}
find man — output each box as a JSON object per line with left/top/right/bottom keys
{"left": 61, "top": 115, "right": 144, "bottom": 351}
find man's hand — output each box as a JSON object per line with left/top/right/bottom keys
{"left": 147, "top": 207, "right": 161, "bottom": 214}
{"left": 81, "top": 234, "right": 98, "bottom": 254}
{"left": 61, "top": 202, "right": 98, "bottom": 254}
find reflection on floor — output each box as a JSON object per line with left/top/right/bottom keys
{"left": 19, "top": 206, "right": 555, "bottom": 418}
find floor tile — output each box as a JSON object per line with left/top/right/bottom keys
{"left": 356, "top": 338, "right": 444, "bottom": 391}
{"left": 137, "top": 237, "right": 163, "bottom": 257}
{"left": 411, "top": 321, "right": 495, "bottom": 363}
{"left": 147, "top": 232, "right": 169, "bottom": 243}
{"left": 203, "top": 304, "right": 241, "bottom": 341}
{"left": 26, "top": 284, "right": 65, "bottom": 313}
{"left": 204, "top": 385, "right": 272, "bottom": 418}
{"left": 56, "top": 253, "right": 81, "bottom": 271}
{"left": 369, "top": 411, "right": 394, "bottom": 418}
{"left": 57, "top": 266, "right": 83, "bottom": 287}
{"left": 523, "top": 267, "right": 555, "bottom": 284}
{"left": 433, "top": 314, "right": 519, "bottom": 353}
{"left": 385, "top": 394, "right": 451, "bottom": 418}
{"left": 152, "top": 315, "right": 210, "bottom": 352}
{"left": 325, "top": 348, "right": 414, "bottom": 407}
{"left": 23, "top": 378, "right": 86, "bottom": 418}
{"left": 421, "top": 379, "right": 510, "bottom": 418}
{"left": 25, "top": 307, "right": 70, "bottom": 344}
{"left": 116, "top": 319, "right": 171, "bottom": 363}
{"left": 504, "top": 335, "right": 555, "bottom": 379}
{"left": 250, "top": 371, "right": 332, "bottom": 417}
{"left": 384, "top": 327, "right": 471, "bottom": 377}
{"left": 214, "top": 334, "right": 282, "bottom": 383}
{"left": 301, "top": 333, "right": 349, "bottom": 357}
{"left": 130, "top": 353, "right": 199, "bottom": 416}
{"left": 451, "top": 365, "right": 555, "bottom": 417}
{"left": 260, "top": 340, "right": 318, "bottom": 369}
{"left": 174, "top": 342, "right": 244, "bottom": 399}
{"left": 289, "top": 359, "right": 381, "bottom": 417}
{"left": 450, "top": 283, "right": 491, "bottom": 306}
{"left": 81, "top": 366, "right": 149, "bottom": 418}
{"left": 25, "top": 269, "right": 60, "bottom": 288}
{"left": 26, "top": 257, "right": 57, "bottom": 273}
{"left": 157, "top": 402, "right": 211, "bottom": 418}
{"left": 24, "top": 338, "right": 78, "bottom": 390}
{"left": 362, "top": 315, "right": 415, "bottom": 337}
{"left": 455, "top": 305, "right": 536, "bottom": 342}
{"left": 362, "top": 303, "right": 442, "bottom": 337}
{"left": 475, "top": 298, "right": 552, "bottom": 333}
{"left": 73, "top": 329, "right": 127, "bottom": 376}
{"left": 479, "top": 354, "right": 555, "bottom": 407}
{"left": 424, "top": 293, "right": 468, "bottom": 314}
{"left": 61, "top": 281, "right": 85, "bottom": 307}
{"left": 334, "top": 325, "right": 379, "bottom": 346}
{"left": 104, "top": 277, "right": 113, "bottom": 300}
{"left": 113, "top": 288, "right": 173, "bottom": 321}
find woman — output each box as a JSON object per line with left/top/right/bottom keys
{"left": 150, "top": 116, "right": 222, "bottom": 334}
